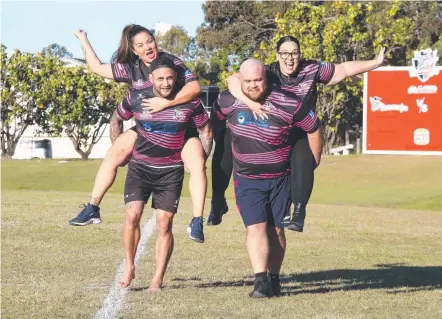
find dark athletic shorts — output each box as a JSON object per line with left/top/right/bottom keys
{"left": 124, "top": 163, "right": 184, "bottom": 213}
{"left": 184, "top": 127, "right": 199, "bottom": 140}
{"left": 233, "top": 173, "right": 292, "bottom": 228}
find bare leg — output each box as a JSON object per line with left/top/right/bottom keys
{"left": 149, "top": 209, "right": 175, "bottom": 292}
{"left": 181, "top": 138, "right": 207, "bottom": 218}
{"left": 267, "top": 226, "right": 286, "bottom": 274}
{"left": 119, "top": 200, "right": 144, "bottom": 288}
{"left": 245, "top": 222, "right": 269, "bottom": 273}
{"left": 89, "top": 130, "right": 137, "bottom": 206}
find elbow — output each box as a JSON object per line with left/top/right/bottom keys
{"left": 227, "top": 73, "right": 240, "bottom": 90}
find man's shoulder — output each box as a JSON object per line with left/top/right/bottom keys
{"left": 217, "top": 90, "right": 237, "bottom": 107}
{"left": 180, "top": 98, "right": 202, "bottom": 110}
{"left": 132, "top": 86, "right": 154, "bottom": 101}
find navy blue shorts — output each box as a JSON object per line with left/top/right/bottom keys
{"left": 233, "top": 173, "right": 292, "bottom": 228}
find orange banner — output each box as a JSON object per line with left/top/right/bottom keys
{"left": 363, "top": 67, "right": 442, "bottom": 155}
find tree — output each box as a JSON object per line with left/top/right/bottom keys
{"left": 1, "top": 45, "right": 61, "bottom": 157}
{"left": 197, "top": 1, "right": 291, "bottom": 55}
{"left": 156, "top": 26, "right": 191, "bottom": 59}
{"left": 39, "top": 66, "right": 128, "bottom": 160}
{"left": 41, "top": 43, "right": 73, "bottom": 58}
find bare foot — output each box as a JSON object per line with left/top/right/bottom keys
{"left": 119, "top": 266, "right": 135, "bottom": 288}
{"left": 148, "top": 277, "right": 163, "bottom": 293}
{"left": 147, "top": 287, "right": 162, "bottom": 294}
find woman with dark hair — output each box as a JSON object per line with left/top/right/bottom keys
{"left": 69, "top": 25, "right": 208, "bottom": 243}
{"left": 209, "top": 35, "right": 384, "bottom": 232}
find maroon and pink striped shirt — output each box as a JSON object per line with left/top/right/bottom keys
{"left": 117, "top": 87, "right": 208, "bottom": 168}
{"left": 212, "top": 88, "right": 320, "bottom": 179}
{"left": 266, "top": 59, "right": 335, "bottom": 110}
{"left": 111, "top": 52, "right": 198, "bottom": 91}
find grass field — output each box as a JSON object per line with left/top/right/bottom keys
{"left": 2, "top": 156, "right": 442, "bottom": 318}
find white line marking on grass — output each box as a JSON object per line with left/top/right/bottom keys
{"left": 94, "top": 214, "right": 156, "bottom": 319}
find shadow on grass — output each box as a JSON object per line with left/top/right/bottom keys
{"left": 143, "top": 264, "right": 442, "bottom": 295}
{"left": 278, "top": 263, "right": 442, "bottom": 296}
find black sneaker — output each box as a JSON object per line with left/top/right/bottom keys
{"left": 207, "top": 200, "right": 228, "bottom": 226}
{"left": 187, "top": 217, "right": 204, "bottom": 243}
{"left": 269, "top": 275, "right": 281, "bottom": 297}
{"left": 249, "top": 276, "right": 273, "bottom": 298}
{"left": 287, "top": 203, "right": 306, "bottom": 232}
{"left": 69, "top": 204, "right": 101, "bottom": 226}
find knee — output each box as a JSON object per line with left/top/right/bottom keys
{"left": 156, "top": 214, "right": 173, "bottom": 236}
{"left": 104, "top": 146, "right": 131, "bottom": 167}
{"left": 125, "top": 209, "right": 142, "bottom": 228}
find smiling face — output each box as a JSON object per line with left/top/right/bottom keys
{"left": 277, "top": 41, "right": 301, "bottom": 76}
{"left": 150, "top": 67, "right": 176, "bottom": 98}
{"left": 131, "top": 31, "right": 159, "bottom": 65}
{"left": 240, "top": 60, "right": 267, "bottom": 101}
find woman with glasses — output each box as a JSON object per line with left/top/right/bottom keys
{"left": 209, "top": 36, "right": 384, "bottom": 232}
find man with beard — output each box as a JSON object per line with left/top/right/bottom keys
{"left": 112, "top": 55, "right": 212, "bottom": 291}
{"left": 212, "top": 59, "right": 321, "bottom": 297}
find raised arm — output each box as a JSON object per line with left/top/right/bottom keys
{"left": 197, "top": 121, "right": 213, "bottom": 159}
{"left": 109, "top": 109, "right": 124, "bottom": 144}
{"left": 327, "top": 48, "right": 385, "bottom": 86}
{"left": 74, "top": 29, "right": 114, "bottom": 79}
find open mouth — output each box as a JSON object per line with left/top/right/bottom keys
{"left": 146, "top": 51, "right": 156, "bottom": 60}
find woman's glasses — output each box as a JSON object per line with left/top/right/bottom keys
{"left": 278, "top": 52, "right": 300, "bottom": 59}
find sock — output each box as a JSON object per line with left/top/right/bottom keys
{"left": 89, "top": 203, "right": 99, "bottom": 211}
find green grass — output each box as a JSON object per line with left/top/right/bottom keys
{"left": 1, "top": 156, "right": 442, "bottom": 318}
{"left": 2, "top": 191, "right": 442, "bottom": 318}
{"left": 2, "top": 155, "right": 442, "bottom": 211}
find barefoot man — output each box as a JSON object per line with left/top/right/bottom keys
{"left": 114, "top": 56, "right": 212, "bottom": 290}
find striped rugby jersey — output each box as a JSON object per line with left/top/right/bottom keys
{"left": 212, "top": 87, "right": 320, "bottom": 179}
{"left": 266, "top": 59, "right": 335, "bottom": 110}
{"left": 111, "top": 52, "right": 197, "bottom": 91}
{"left": 117, "top": 86, "right": 209, "bottom": 168}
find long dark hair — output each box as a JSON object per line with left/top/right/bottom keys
{"left": 111, "top": 24, "right": 155, "bottom": 64}
{"left": 276, "top": 36, "right": 301, "bottom": 55}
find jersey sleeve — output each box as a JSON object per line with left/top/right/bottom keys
{"left": 190, "top": 99, "right": 209, "bottom": 128}
{"left": 116, "top": 92, "right": 134, "bottom": 120}
{"left": 111, "top": 62, "right": 132, "bottom": 83}
{"left": 166, "top": 53, "right": 198, "bottom": 87}
{"left": 292, "top": 99, "right": 321, "bottom": 133}
{"left": 210, "top": 91, "right": 236, "bottom": 122}
{"left": 316, "top": 61, "right": 335, "bottom": 84}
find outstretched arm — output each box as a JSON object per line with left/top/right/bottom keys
{"left": 109, "top": 110, "right": 124, "bottom": 144}
{"left": 327, "top": 48, "right": 385, "bottom": 86}
{"left": 75, "top": 29, "right": 114, "bottom": 79}
{"left": 197, "top": 122, "right": 213, "bottom": 159}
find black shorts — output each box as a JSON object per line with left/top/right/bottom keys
{"left": 124, "top": 163, "right": 184, "bottom": 213}
{"left": 233, "top": 173, "right": 291, "bottom": 228}
{"left": 184, "top": 127, "right": 199, "bottom": 140}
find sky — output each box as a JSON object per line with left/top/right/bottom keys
{"left": 1, "top": 0, "right": 205, "bottom": 62}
